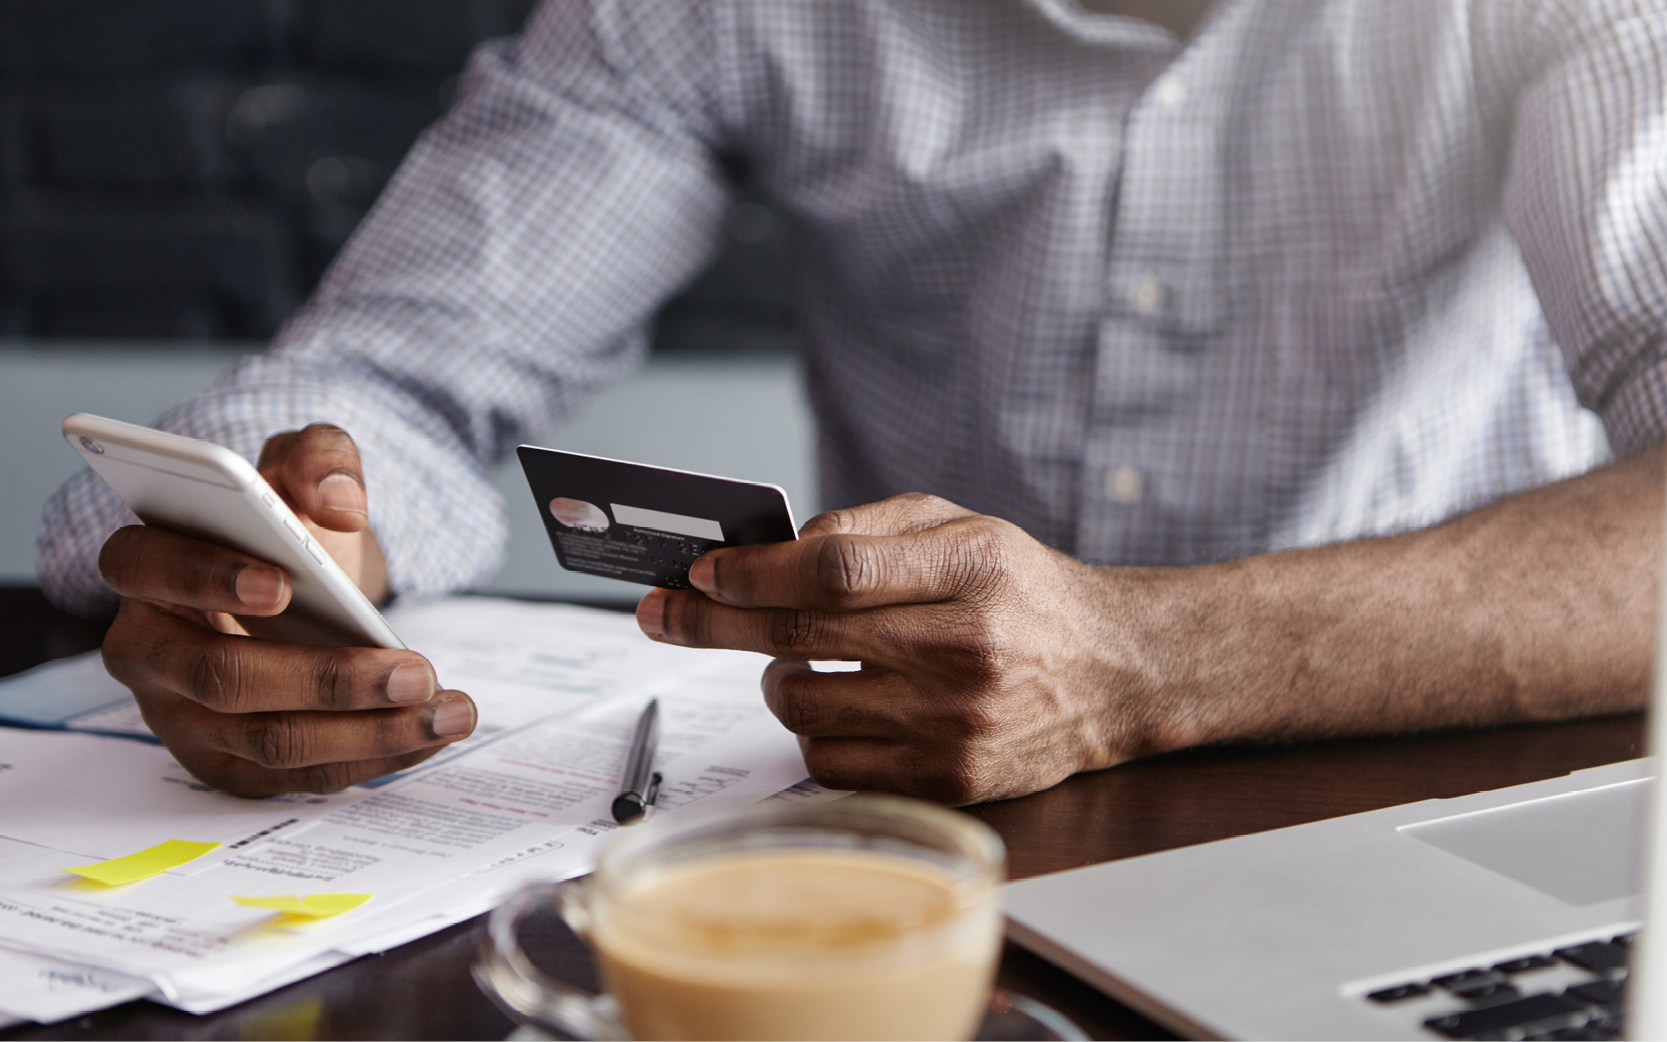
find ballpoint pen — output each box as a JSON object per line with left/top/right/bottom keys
{"left": 611, "top": 698, "right": 662, "bottom": 825}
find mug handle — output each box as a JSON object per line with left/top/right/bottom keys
{"left": 474, "top": 880, "right": 626, "bottom": 1041}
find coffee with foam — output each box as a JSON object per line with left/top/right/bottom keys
{"left": 477, "top": 796, "right": 1006, "bottom": 1041}
{"left": 594, "top": 847, "right": 1000, "bottom": 1041}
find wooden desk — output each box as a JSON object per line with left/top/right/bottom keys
{"left": 0, "top": 586, "right": 1645, "bottom": 1041}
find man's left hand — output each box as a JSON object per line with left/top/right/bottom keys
{"left": 635, "top": 493, "right": 1169, "bottom": 805}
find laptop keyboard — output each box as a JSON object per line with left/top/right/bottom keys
{"left": 1364, "top": 932, "right": 1632, "bottom": 1040}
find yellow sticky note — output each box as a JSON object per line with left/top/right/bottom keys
{"left": 62, "top": 840, "right": 220, "bottom": 886}
{"left": 240, "top": 997, "right": 324, "bottom": 1041}
{"left": 231, "top": 893, "right": 373, "bottom": 921}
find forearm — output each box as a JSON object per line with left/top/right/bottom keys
{"left": 1126, "top": 443, "right": 1665, "bottom": 754}
{"left": 39, "top": 2, "right": 738, "bottom": 616}
{"left": 37, "top": 352, "right": 504, "bottom": 617}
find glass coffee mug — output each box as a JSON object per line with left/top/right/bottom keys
{"left": 476, "top": 794, "right": 1007, "bottom": 1041}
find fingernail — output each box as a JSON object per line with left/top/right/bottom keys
{"left": 430, "top": 698, "right": 475, "bottom": 739}
{"left": 318, "top": 473, "right": 367, "bottom": 516}
{"left": 386, "top": 663, "right": 435, "bottom": 704}
{"left": 636, "top": 588, "right": 668, "bottom": 639}
{"left": 688, "top": 554, "right": 715, "bottom": 592}
{"left": 235, "top": 566, "right": 286, "bottom": 609}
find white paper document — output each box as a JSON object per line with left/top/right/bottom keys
{"left": 0, "top": 596, "right": 813, "bottom": 1020}
{"left": 0, "top": 728, "right": 370, "bottom": 869}
{"left": 0, "top": 944, "right": 154, "bottom": 1024}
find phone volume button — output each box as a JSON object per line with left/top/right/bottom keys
{"left": 302, "top": 539, "right": 328, "bottom": 564}
{"left": 281, "top": 516, "right": 306, "bottom": 540}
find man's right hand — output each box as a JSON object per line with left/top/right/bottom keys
{"left": 96, "top": 423, "right": 477, "bottom": 797}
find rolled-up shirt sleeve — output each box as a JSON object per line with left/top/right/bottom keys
{"left": 1497, "top": 0, "right": 1667, "bottom": 459}
{"left": 37, "top": 0, "right": 735, "bottom": 617}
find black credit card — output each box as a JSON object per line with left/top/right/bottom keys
{"left": 517, "top": 446, "right": 798, "bottom": 589}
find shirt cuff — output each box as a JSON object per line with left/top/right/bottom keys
{"left": 1597, "top": 342, "right": 1667, "bottom": 459}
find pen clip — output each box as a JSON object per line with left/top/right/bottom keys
{"left": 645, "top": 772, "right": 662, "bottom": 808}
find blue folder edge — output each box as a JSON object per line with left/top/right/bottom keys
{"left": 0, "top": 651, "right": 161, "bottom": 744}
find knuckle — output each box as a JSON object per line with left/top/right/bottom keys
{"left": 812, "top": 535, "right": 879, "bottom": 606}
{"left": 944, "top": 695, "right": 1007, "bottom": 746}
{"left": 768, "top": 670, "right": 825, "bottom": 733}
{"left": 800, "top": 509, "right": 854, "bottom": 536}
{"left": 188, "top": 643, "right": 244, "bottom": 711}
{"left": 939, "top": 612, "right": 1010, "bottom": 686}
{"left": 313, "top": 649, "right": 363, "bottom": 711}
{"left": 962, "top": 644, "right": 1009, "bottom": 691}
{"left": 898, "top": 493, "right": 956, "bottom": 530}
{"left": 769, "top": 608, "right": 822, "bottom": 652}
{"left": 243, "top": 715, "right": 307, "bottom": 769}
{"left": 953, "top": 520, "right": 1009, "bottom": 573}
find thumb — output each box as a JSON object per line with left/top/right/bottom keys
{"left": 256, "top": 424, "right": 370, "bottom": 534}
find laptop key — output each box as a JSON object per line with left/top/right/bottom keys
{"left": 1555, "top": 943, "right": 1629, "bottom": 978}
{"left": 1564, "top": 980, "right": 1624, "bottom": 1012}
{"left": 1554, "top": 1014, "right": 1621, "bottom": 1041}
{"left": 1368, "top": 982, "right": 1432, "bottom": 1003}
{"left": 1433, "top": 969, "right": 1522, "bottom": 1002}
{"left": 1494, "top": 955, "right": 1558, "bottom": 974}
{"left": 1451, "top": 979, "right": 1520, "bottom": 1002}
{"left": 1423, "top": 993, "right": 1587, "bottom": 1040}
{"left": 1433, "top": 969, "right": 1497, "bottom": 991}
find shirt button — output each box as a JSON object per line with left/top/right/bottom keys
{"left": 1108, "top": 465, "right": 1144, "bottom": 505}
{"left": 1130, "top": 275, "right": 1163, "bottom": 317}
{"left": 1152, "top": 74, "right": 1188, "bottom": 110}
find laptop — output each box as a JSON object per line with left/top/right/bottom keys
{"left": 1005, "top": 555, "right": 1667, "bottom": 1039}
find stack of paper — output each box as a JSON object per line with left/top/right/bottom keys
{"left": 0, "top": 597, "right": 818, "bottom": 1025}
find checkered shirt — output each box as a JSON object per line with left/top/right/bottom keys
{"left": 38, "top": 0, "right": 1667, "bottom": 616}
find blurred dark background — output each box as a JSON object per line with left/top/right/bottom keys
{"left": 0, "top": 0, "right": 809, "bottom": 597}
{"left": 0, "top": 0, "right": 794, "bottom": 351}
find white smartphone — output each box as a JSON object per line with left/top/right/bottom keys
{"left": 62, "top": 413, "right": 404, "bottom": 649}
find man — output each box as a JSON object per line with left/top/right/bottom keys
{"left": 39, "top": 0, "right": 1667, "bottom": 804}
